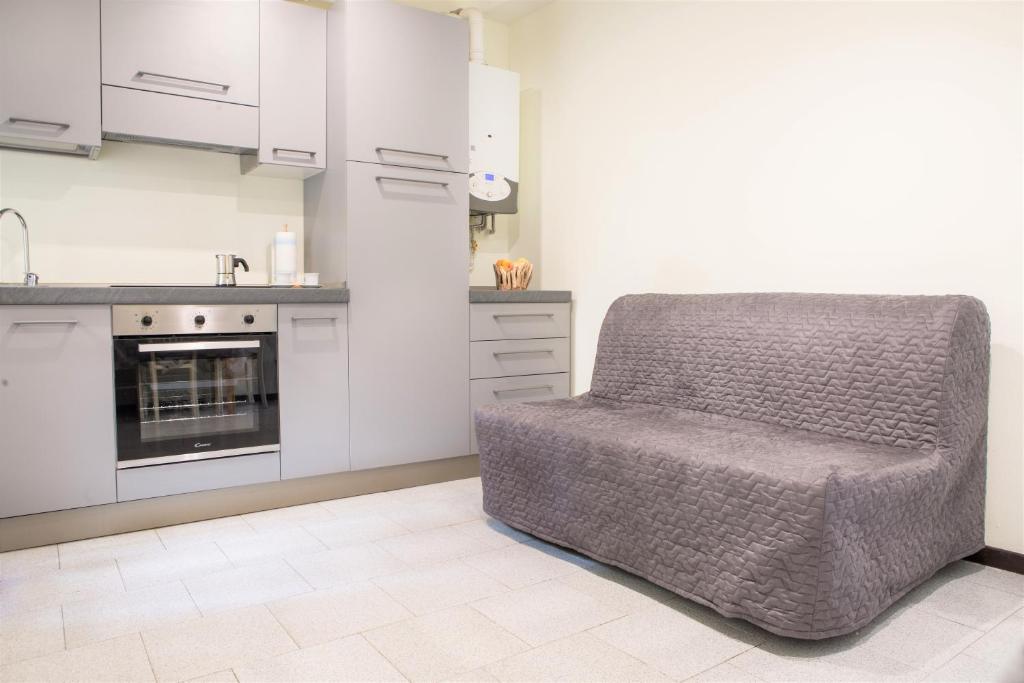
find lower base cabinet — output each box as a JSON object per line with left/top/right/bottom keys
{"left": 278, "top": 303, "right": 350, "bottom": 479}
{"left": 117, "top": 452, "right": 280, "bottom": 502}
{"left": 0, "top": 305, "right": 117, "bottom": 518}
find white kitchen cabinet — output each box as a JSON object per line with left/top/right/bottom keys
{"left": 344, "top": 0, "right": 469, "bottom": 172}
{"left": 0, "top": 306, "right": 117, "bottom": 518}
{"left": 242, "top": 0, "right": 327, "bottom": 178}
{"left": 278, "top": 304, "right": 350, "bottom": 479}
{"left": 0, "top": 0, "right": 101, "bottom": 158}
{"left": 347, "top": 161, "right": 470, "bottom": 470}
{"left": 101, "top": 0, "right": 259, "bottom": 107}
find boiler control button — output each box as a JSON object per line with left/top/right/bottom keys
{"left": 243, "top": 314, "right": 255, "bottom": 324}
{"left": 141, "top": 315, "right": 153, "bottom": 327}
{"left": 194, "top": 315, "right": 206, "bottom": 326}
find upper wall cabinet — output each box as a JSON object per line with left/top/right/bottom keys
{"left": 101, "top": 0, "right": 260, "bottom": 107}
{"left": 345, "top": 1, "right": 469, "bottom": 173}
{"left": 242, "top": 0, "right": 327, "bottom": 178}
{"left": 0, "top": 0, "right": 101, "bottom": 158}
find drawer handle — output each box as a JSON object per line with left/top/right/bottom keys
{"left": 376, "top": 175, "right": 449, "bottom": 188}
{"left": 273, "top": 148, "right": 316, "bottom": 162}
{"left": 375, "top": 147, "right": 449, "bottom": 161}
{"left": 134, "top": 71, "right": 230, "bottom": 94}
{"left": 493, "top": 349, "right": 554, "bottom": 356}
{"left": 11, "top": 319, "right": 78, "bottom": 326}
{"left": 7, "top": 117, "right": 70, "bottom": 133}
{"left": 493, "top": 384, "right": 555, "bottom": 395}
{"left": 291, "top": 316, "right": 338, "bottom": 322}
{"left": 492, "top": 313, "right": 555, "bottom": 319}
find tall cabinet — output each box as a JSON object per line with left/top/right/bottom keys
{"left": 308, "top": 0, "right": 470, "bottom": 470}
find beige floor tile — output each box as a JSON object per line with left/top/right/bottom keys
{"left": 386, "top": 480, "right": 477, "bottom": 505}
{"left": 0, "top": 633, "right": 154, "bottom": 682}
{"left": 59, "top": 538, "right": 166, "bottom": 570}
{"left": 268, "top": 581, "right": 411, "bottom": 647}
{"left": 0, "top": 559, "right": 124, "bottom": 616}
{"left": 141, "top": 605, "right": 296, "bottom": 682}
{"left": 462, "top": 542, "right": 580, "bottom": 589}
{"left": 375, "top": 526, "right": 489, "bottom": 566}
{"left": 318, "top": 492, "right": 401, "bottom": 517}
{"left": 0, "top": 546, "right": 59, "bottom": 580}
{"left": 215, "top": 527, "right": 326, "bottom": 566}
{"left": 286, "top": 543, "right": 409, "bottom": 589}
{"left": 184, "top": 560, "right": 312, "bottom": 615}
{"left": 186, "top": 671, "right": 238, "bottom": 683}
{"left": 556, "top": 566, "right": 676, "bottom": 614}
{"left": 58, "top": 530, "right": 161, "bottom": 561}
{"left": 234, "top": 634, "right": 406, "bottom": 682}
{"left": 473, "top": 579, "right": 625, "bottom": 646}
{"left": 156, "top": 517, "right": 257, "bottom": 550}
{"left": 923, "top": 653, "right": 1010, "bottom": 682}
{"left": 687, "top": 662, "right": 764, "bottom": 682}
{"left": 383, "top": 498, "right": 483, "bottom": 532}
{"left": 304, "top": 513, "right": 409, "bottom": 548}
{"left": 451, "top": 518, "right": 531, "bottom": 550}
{"left": 486, "top": 631, "right": 671, "bottom": 683}
{"left": 592, "top": 601, "right": 758, "bottom": 680}
{"left": 855, "top": 604, "right": 983, "bottom": 671}
{"left": 116, "top": 542, "right": 232, "bottom": 591}
{"left": 730, "top": 637, "right": 921, "bottom": 682}
{"left": 962, "top": 609, "right": 1023, "bottom": 669}
{"left": 443, "top": 667, "right": 501, "bottom": 682}
{"left": 953, "top": 561, "right": 1024, "bottom": 597}
{"left": 523, "top": 538, "right": 604, "bottom": 572}
{"left": 363, "top": 605, "right": 528, "bottom": 682}
{"left": 908, "top": 573, "right": 1024, "bottom": 631}
{"left": 241, "top": 504, "right": 336, "bottom": 534}
{"left": 62, "top": 581, "right": 199, "bottom": 649}
{"left": 0, "top": 605, "right": 64, "bottom": 667}
{"left": 373, "top": 559, "right": 508, "bottom": 615}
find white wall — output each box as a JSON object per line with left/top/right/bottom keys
{"left": 510, "top": 1, "right": 1023, "bottom": 552}
{"left": 0, "top": 142, "right": 304, "bottom": 285}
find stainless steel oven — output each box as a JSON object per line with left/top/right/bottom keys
{"left": 112, "top": 304, "right": 279, "bottom": 469}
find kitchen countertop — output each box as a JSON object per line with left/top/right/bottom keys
{"left": 0, "top": 284, "right": 351, "bottom": 306}
{"left": 0, "top": 284, "right": 571, "bottom": 305}
{"left": 469, "top": 286, "right": 572, "bottom": 303}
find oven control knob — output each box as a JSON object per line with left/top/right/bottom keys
{"left": 141, "top": 315, "right": 153, "bottom": 327}
{"left": 194, "top": 315, "right": 206, "bottom": 326}
{"left": 243, "top": 314, "right": 255, "bottom": 325}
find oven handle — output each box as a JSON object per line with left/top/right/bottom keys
{"left": 137, "top": 340, "right": 261, "bottom": 353}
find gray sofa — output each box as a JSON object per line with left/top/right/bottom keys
{"left": 475, "top": 293, "right": 990, "bottom": 639}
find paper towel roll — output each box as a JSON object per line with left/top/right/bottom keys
{"left": 273, "top": 231, "right": 297, "bottom": 286}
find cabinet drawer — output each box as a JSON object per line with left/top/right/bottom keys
{"left": 470, "top": 303, "right": 570, "bottom": 341}
{"left": 471, "top": 338, "right": 570, "bottom": 379}
{"left": 470, "top": 373, "right": 570, "bottom": 452}
{"left": 117, "top": 452, "right": 280, "bottom": 502}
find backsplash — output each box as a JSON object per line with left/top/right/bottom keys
{"left": 0, "top": 141, "right": 303, "bottom": 285}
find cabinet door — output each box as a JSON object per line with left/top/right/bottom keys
{"left": 347, "top": 162, "right": 470, "bottom": 469}
{"left": 0, "top": 0, "right": 100, "bottom": 154}
{"left": 257, "top": 0, "right": 326, "bottom": 172}
{"left": 0, "top": 306, "right": 116, "bottom": 518}
{"left": 101, "top": 0, "right": 259, "bottom": 106}
{"left": 278, "top": 304, "right": 349, "bottom": 479}
{"left": 345, "top": 1, "right": 468, "bottom": 172}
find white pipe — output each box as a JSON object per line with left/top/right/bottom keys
{"left": 453, "top": 7, "right": 485, "bottom": 64}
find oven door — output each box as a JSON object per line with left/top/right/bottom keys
{"left": 114, "top": 334, "right": 279, "bottom": 468}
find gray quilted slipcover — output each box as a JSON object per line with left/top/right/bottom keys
{"left": 475, "top": 293, "right": 990, "bottom": 639}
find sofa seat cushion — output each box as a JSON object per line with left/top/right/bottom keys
{"left": 476, "top": 394, "right": 979, "bottom": 639}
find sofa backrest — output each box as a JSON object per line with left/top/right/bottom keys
{"left": 589, "top": 293, "right": 990, "bottom": 451}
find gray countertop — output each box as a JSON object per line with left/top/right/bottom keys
{"left": 0, "top": 284, "right": 572, "bottom": 305}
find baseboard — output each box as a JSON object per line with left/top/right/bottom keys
{"left": 964, "top": 545, "right": 1024, "bottom": 575}
{"left": 0, "top": 454, "right": 479, "bottom": 553}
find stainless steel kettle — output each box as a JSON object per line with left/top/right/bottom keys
{"left": 215, "top": 254, "right": 249, "bottom": 287}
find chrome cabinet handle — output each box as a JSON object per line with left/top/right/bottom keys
{"left": 11, "top": 319, "right": 78, "bottom": 326}
{"left": 493, "top": 349, "right": 554, "bottom": 356}
{"left": 375, "top": 147, "right": 449, "bottom": 160}
{"left": 138, "top": 340, "right": 259, "bottom": 353}
{"left": 291, "top": 316, "right": 338, "bottom": 322}
{"left": 7, "top": 117, "right": 70, "bottom": 132}
{"left": 493, "top": 384, "right": 555, "bottom": 395}
{"left": 376, "top": 175, "right": 449, "bottom": 188}
{"left": 134, "top": 71, "right": 230, "bottom": 93}
{"left": 492, "top": 313, "right": 555, "bottom": 319}
{"left": 273, "top": 148, "right": 316, "bottom": 162}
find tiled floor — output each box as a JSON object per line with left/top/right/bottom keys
{"left": 1, "top": 476, "right": 1022, "bottom": 682}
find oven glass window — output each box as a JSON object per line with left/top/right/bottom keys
{"left": 114, "top": 336, "right": 279, "bottom": 464}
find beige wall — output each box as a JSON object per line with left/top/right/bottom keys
{"left": 0, "top": 142, "right": 304, "bottom": 285}
{"left": 510, "top": 1, "right": 1023, "bottom": 552}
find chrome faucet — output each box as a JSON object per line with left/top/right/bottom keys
{"left": 0, "top": 208, "right": 39, "bottom": 286}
